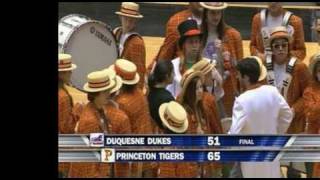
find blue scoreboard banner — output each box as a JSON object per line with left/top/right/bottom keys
{"left": 58, "top": 134, "right": 320, "bottom": 162}
{"left": 59, "top": 134, "right": 320, "bottom": 148}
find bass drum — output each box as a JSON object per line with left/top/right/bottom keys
{"left": 59, "top": 14, "right": 118, "bottom": 91}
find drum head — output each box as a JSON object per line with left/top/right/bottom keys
{"left": 59, "top": 17, "right": 118, "bottom": 91}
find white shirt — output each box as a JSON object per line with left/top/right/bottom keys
{"left": 228, "top": 85, "right": 293, "bottom": 178}
{"left": 166, "top": 57, "right": 182, "bottom": 98}
{"left": 202, "top": 31, "right": 218, "bottom": 60}
{"left": 273, "top": 63, "right": 286, "bottom": 92}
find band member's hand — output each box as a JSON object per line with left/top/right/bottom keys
{"left": 212, "top": 68, "right": 223, "bottom": 86}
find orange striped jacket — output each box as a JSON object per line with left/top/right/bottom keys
{"left": 250, "top": 11, "right": 306, "bottom": 61}
{"left": 114, "top": 28, "right": 146, "bottom": 90}
{"left": 68, "top": 103, "right": 131, "bottom": 178}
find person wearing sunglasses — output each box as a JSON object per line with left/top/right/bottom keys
{"left": 265, "top": 26, "right": 311, "bottom": 178}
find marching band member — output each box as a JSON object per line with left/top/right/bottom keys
{"left": 157, "top": 101, "right": 190, "bottom": 177}
{"left": 177, "top": 69, "right": 218, "bottom": 177}
{"left": 191, "top": 59, "right": 223, "bottom": 134}
{"left": 68, "top": 70, "right": 131, "bottom": 178}
{"left": 58, "top": 54, "right": 78, "bottom": 177}
{"left": 114, "top": 2, "right": 146, "bottom": 90}
{"left": 147, "top": 60, "right": 175, "bottom": 133}
{"left": 113, "top": 59, "right": 154, "bottom": 177}
{"left": 200, "top": 2, "right": 244, "bottom": 117}
{"left": 150, "top": 3, "right": 203, "bottom": 64}
{"left": 229, "top": 56, "right": 293, "bottom": 178}
{"left": 250, "top": 2, "right": 306, "bottom": 61}
{"left": 166, "top": 19, "right": 203, "bottom": 98}
{"left": 265, "top": 26, "right": 311, "bottom": 177}
{"left": 304, "top": 19, "right": 320, "bottom": 178}
{"left": 265, "top": 26, "right": 311, "bottom": 134}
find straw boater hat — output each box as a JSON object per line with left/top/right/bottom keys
{"left": 268, "top": 26, "right": 293, "bottom": 47}
{"left": 179, "top": 69, "right": 204, "bottom": 101}
{"left": 83, "top": 71, "right": 116, "bottom": 93}
{"left": 199, "top": 2, "right": 228, "bottom": 10}
{"left": 102, "top": 68, "right": 123, "bottom": 94}
{"left": 309, "top": 53, "right": 320, "bottom": 75}
{"left": 110, "top": 59, "right": 140, "bottom": 85}
{"left": 58, "top": 53, "right": 77, "bottom": 72}
{"left": 178, "top": 19, "right": 203, "bottom": 48}
{"left": 115, "top": 2, "right": 143, "bottom": 19}
{"left": 191, "top": 58, "right": 216, "bottom": 75}
{"left": 159, "top": 101, "right": 189, "bottom": 133}
{"left": 245, "top": 56, "right": 267, "bottom": 81}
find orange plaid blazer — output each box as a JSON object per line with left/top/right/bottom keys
{"left": 115, "top": 28, "right": 146, "bottom": 90}
{"left": 158, "top": 107, "right": 221, "bottom": 178}
{"left": 303, "top": 80, "right": 320, "bottom": 178}
{"left": 58, "top": 88, "right": 79, "bottom": 176}
{"left": 280, "top": 62, "right": 311, "bottom": 133}
{"left": 116, "top": 88, "right": 153, "bottom": 134}
{"left": 156, "top": 9, "right": 192, "bottom": 61}
{"left": 221, "top": 27, "right": 244, "bottom": 116}
{"left": 147, "top": 9, "right": 192, "bottom": 72}
{"left": 68, "top": 103, "right": 131, "bottom": 178}
{"left": 201, "top": 92, "right": 223, "bottom": 134}
{"left": 314, "top": 162, "right": 320, "bottom": 178}
{"left": 158, "top": 110, "right": 200, "bottom": 178}
{"left": 250, "top": 11, "right": 306, "bottom": 61}
{"left": 303, "top": 81, "right": 320, "bottom": 134}
{"left": 58, "top": 88, "right": 76, "bottom": 134}
{"left": 116, "top": 88, "right": 154, "bottom": 176}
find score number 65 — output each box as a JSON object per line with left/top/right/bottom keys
{"left": 207, "top": 152, "right": 221, "bottom": 161}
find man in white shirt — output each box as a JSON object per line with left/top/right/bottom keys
{"left": 228, "top": 56, "right": 293, "bottom": 178}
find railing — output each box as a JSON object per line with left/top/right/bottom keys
{"left": 141, "top": 2, "right": 320, "bottom": 10}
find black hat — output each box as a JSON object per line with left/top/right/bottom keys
{"left": 178, "top": 19, "right": 202, "bottom": 48}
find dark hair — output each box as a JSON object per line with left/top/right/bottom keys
{"left": 181, "top": 77, "right": 201, "bottom": 112}
{"left": 87, "top": 92, "right": 99, "bottom": 102}
{"left": 121, "top": 84, "right": 136, "bottom": 93}
{"left": 236, "top": 57, "right": 260, "bottom": 84}
{"left": 201, "top": 9, "right": 230, "bottom": 48}
{"left": 181, "top": 77, "right": 204, "bottom": 124}
{"left": 148, "top": 60, "right": 173, "bottom": 89}
{"left": 313, "top": 61, "right": 320, "bottom": 81}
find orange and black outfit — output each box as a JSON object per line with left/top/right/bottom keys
{"left": 68, "top": 103, "right": 131, "bottom": 178}
{"left": 250, "top": 10, "right": 306, "bottom": 61}
{"left": 116, "top": 87, "right": 154, "bottom": 177}
{"left": 114, "top": 28, "right": 146, "bottom": 90}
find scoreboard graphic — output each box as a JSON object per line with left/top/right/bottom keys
{"left": 59, "top": 134, "right": 320, "bottom": 162}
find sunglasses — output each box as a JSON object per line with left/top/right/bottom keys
{"left": 272, "top": 42, "right": 288, "bottom": 50}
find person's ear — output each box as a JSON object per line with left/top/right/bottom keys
{"left": 243, "top": 75, "right": 250, "bottom": 84}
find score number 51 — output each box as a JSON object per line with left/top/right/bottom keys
{"left": 207, "top": 136, "right": 221, "bottom": 146}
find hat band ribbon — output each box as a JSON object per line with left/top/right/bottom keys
{"left": 200, "top": 63, "right": 211, "bottom": 72}
{"left": 89, "top": 80, "right": 110, "bottom": 88}
{"left": 164, "top": 112, "right": 183, "bottom": 128}
{"left": 120, "top": 7, "right": 139, "bottom": 16}
{"left": 59, "top": 61, "right": 72, "bottom": 69}
{"left": 114, "top": 64, "right": 136, "bottom": 80}
{"left": 184, "top": 29, "right": 201, "bottom": 36}
{"left": 181, "top": 71, "right": 194, "bottom": 86}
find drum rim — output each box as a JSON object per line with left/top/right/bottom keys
{"left": 59, "top": 14, "right": 119, "bottom": 92}
{"left": 59, "top": 14, "right": 117, "bottom": 56}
